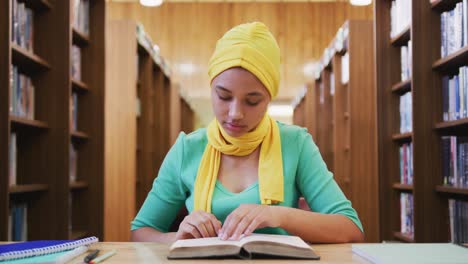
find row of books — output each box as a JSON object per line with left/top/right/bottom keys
{"left": 11, "top": 0, "right": 33, "bottom": 52}
{"left": 440, "top": 0, "right": 468, "bottom": 58}
{"left": 71, "top": 46, "right": 82, "bottom": 81}
{"left": 449, "top": 199, "right": 468, "bottom": 243}
{"left": 390, "top": 0, "right": 411, "bottom": 39}
{"left": 70, "top": 143, "right": 77, "bottom": 182}
{"left": 136, "top": 23, "right": 171, "bottom": 77}
{"left": 70, "top": 93, "right": 78, "bottom": 131}
{"left": 8, "top": 133, "right": 17, "bottom": 187}
{"left": 399, "top": 143, "right": 413, "bottom": 185}
{"left": 9, "top": 66, "right": 35, "bottom": 119}
{"left": 400, "top": 193, "right": 414, "bottom": 238}
{"left": 399, "top": 92, "right": 412, "bottom": 133}
{"left": 442, "top": 66, "right": 468, "bottom": 122}
{"left": 8, "top": 203, "right": 27, "bottom": 241}
{"left": 72, "top": 0, "right": 90, "bottom": 35}
{"left": 442, "top": 136, "right": 468, "bottom": 188}
{"left": 314, "top": 22, "right": 349, "bottom": 81}
{"left": 400, "top": 41, "right": 412, "bottom": 82}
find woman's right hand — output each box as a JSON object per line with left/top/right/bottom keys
{"left": 175, "top": 210, "right": 222, "bottom": 240}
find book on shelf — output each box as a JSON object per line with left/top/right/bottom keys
{"left": 352, "top": 243, "right": 468, "bottom": 264}
{"left": 72, "top": 0, "right": 90, "bottom": 35}
{"left": 71, "top": 45, "right": 81, "bottom": 81}
{"left": 390, "top": 0, "right": 411, "bottom": 39}
{"left": 168, "top": 234, "right": 320, "bottom": 260}
{"left": 399, "top": 92, "right": 412, "bottom": 133}
{"left": 69, "top": 143, "right": 77, "bottom": 182}
{"left": 399, "top": 143, "right": 413, "bottom": 185}
{"left": 9, "top": 132, "right": 17, "bottom": 186}
{"left": 9, "top": 203, "right": 27, "bottom": 242}
{"left": 10, "top": 66, "right": 35, "bottom": 119}
{"left": 440, "top": 1, "right": 467, "bottom": 58}
{"left": 400, "top": 193, "right": 414, "bottom": 239}
{"left": 400, "top": 41, "right": 411, "bottom": 81}
{"left": 11, "top": 0, "right": 34, "bottom": 52}
{"left": 0, "top": 236, "right": 98, "bottom": 262}
{"left": 441, "top": 136, "right": 468, "bottom": 187}
{"left": 70, "top": 93, "right": 78, "bottom": 131}
{"left": 442, "top": 67, "right": 468, "bottom": 121}
{"left": 448, "top": 199, "right": 468, "bottom": 243}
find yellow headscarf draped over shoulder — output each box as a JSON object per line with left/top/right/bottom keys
{"left": 194, "top": 22, "right": 284, "bottom": 213}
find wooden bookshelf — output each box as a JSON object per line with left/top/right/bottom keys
{"left": 375, "top": 0, "right": 466, "bottom": 243}
{"left": 295, "top": 20, "right": 379, "bottom": 242}
{"left": 391, "top": 80, "right": 412, "bottom": 95}
{"left": 9, "top": 184, "right": 49, "bottom": 194}
{"left": 0, "top": 0, "right": 105, "bottom": 241}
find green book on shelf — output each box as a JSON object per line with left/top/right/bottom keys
{"left": 352, "top": 243, "right": 468, "bottom": 264}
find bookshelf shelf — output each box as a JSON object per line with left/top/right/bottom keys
{"left": 69, "top": 230, "right": 89, "bottom": 240}
{"left": 71, "top": 130, "right": 89, "bottom": 141}
{"left": 9, "top": 184, "right": 49, "bottom": 194}
{"left": 12, "top": 44, "right": 51, "bottom": 73}
{"left": 393, "top": 232, "right": 415, "bottom": 243}
{"left": 432, "top": 46, "right": 468, "bottom": 73}
{"left": 70, "top": 181, "right": 89, "bottom": 190}
{"left": 391, "top": 80, "right": 412, "bottom": 95}
{"left": 71, "top": 79, "right": 90, "bottom": 93}
{"left": 390, "top": 26, "right": 411, "bottom": 47}
{"left": 10, "top": 116, "right": 49, "bottom": 130}
{"left": 22, "top": 0, "right": 53, "bottom": 12}
{"left": 434, "top": 118, "right": 468, "bottom": 134}
{"left": 435, "top": 186, "right": 468, "bottom": 196}
{"left": 392, "top": 183, "right": 414, "bottom": 192}
{"left": 431, "top": 0, "right": 461, "bottom": 12}
{"left": 72, "top": 28, "right": 90, "bottom": 47}
{"left": 391, "top": 132, "right": 413, "bottom": 143}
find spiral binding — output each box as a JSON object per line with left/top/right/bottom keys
{"left": 0, "top": 236, "right": 98, "bottom": 261}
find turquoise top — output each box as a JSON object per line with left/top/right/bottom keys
{"left": 131, "top": 122, "right": 363, "bottom": 235}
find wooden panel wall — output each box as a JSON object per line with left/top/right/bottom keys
{"left": 107, "top": 2, "right": 373, "bottom": 101}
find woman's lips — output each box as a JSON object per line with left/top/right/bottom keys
{"left": 225, "top": 122, "right": 245, "bottom": 132}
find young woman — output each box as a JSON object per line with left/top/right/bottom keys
{"left": 131, "top": 22, "right": 364, "bottom": 244}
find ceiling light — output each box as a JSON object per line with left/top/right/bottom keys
{"left": 140, "top": 0, "right": 163, "bottom": 7}
{"left": 350, "top": 0, "right": 371, "bottom": 6}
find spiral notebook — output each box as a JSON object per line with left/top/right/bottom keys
{"left": 0, "top": 236, "right": 98, "bottom": 262}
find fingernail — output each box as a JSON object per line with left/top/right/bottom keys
{"left": 222, "top": 233, "right": 228, "bottom": 240}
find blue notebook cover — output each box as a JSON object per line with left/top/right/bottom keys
{"left": 0, "top": 236, "right": 98, "bottom": 262}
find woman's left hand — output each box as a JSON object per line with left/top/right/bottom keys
{"left": 219, "top": 204, "right": 282, "bottom": 240}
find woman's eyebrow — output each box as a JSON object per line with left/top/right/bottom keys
{"left": 215, "top": 85, "right": 231, "bottom": 93}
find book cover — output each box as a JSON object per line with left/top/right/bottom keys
{"left": 0, "top": 236, "right": 98, "bottom": 262}
{"left": 352, "top": 243, "right": 468, "bottom": 264}
{"left": 168, "top": 234, "right": 320, "bottom": 260}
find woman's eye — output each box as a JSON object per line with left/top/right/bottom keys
{"left": 218, "top": 95, "right": 231, "bottom": 101}
{"left": 246, "top": 100, "right": 260, "bottom": 106}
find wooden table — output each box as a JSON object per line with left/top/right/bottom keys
{"left": 70, "top": 242, "right": 371, "bottom": 263}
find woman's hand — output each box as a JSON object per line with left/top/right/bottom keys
{"left": 176, "top": 210, "right": 222, "bottom": 240}
{"left": 219, "top": 204, "right": 282, "bottom": 240}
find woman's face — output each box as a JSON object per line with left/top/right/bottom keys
{"left": 211, "top": 67, "right": 271, "bottom": 137}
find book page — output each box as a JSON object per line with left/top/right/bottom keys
{"left": 170, "top": 237, "right": 243, "bottom": 250}
{"left": 170, "top": 234, "right": 311, "bottom": 250}
{"left": 240, "top": 234, "right": 311, "bottom": 249}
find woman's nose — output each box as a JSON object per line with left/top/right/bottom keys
{"left": 228, "top": 100, "right": 244, "bottom": 120}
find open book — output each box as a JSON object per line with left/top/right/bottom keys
{"left": 168, "top": 234, "right": 320, "bottom": 259}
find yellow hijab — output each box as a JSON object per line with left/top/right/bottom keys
{"left": 194, "top": 22, "right": 284, "bottom": 212}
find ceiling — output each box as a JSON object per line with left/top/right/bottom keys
{"left": 107, "top": 1, "right": 373, "bottom": 125}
